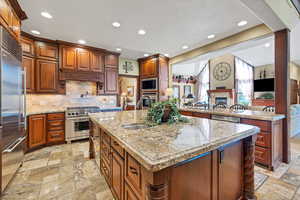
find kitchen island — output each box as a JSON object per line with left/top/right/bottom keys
{"left": 89, "top": 110, "right": 260, "bottom": 200}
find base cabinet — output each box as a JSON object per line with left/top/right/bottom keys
{"left": 28, "top": 113, "right": 65, "bottom": 151}
{"left": 111, "top": 150, "right": 124, "bottom": 200}
{"left": 125, "top": 183, "right": 140, "bottom": 200}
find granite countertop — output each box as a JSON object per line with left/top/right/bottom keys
{"left": 180, "top": 107, "right": 285, "bottom": 121}
{"left": 89, "top": 110, "right": 259, "bottom": 172}
{"left": 26, "top": 108, "right": 66, "bottom": 115}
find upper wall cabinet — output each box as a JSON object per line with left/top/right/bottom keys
{"left": 36, "top": 42, "right": 58, "bottom": 61}
{"left": 77, "top": 48, "right": 90, "bottom": 71}
{"left": 22, "top": 56, "right": 35, "bottom": 93}
{"left": 140, "top": 57, "right": 158, "bottom": 78}
{"left": 90, "top": 51, "right": 104, "bottom": 72}
{"left": 61, "top": 46, "right": 77, "bottom": 71}
{"left": 21, "top": 37, "right": 34, "bottom": 57}
{"left": 36, "top": 59, "right": 58, "bottom": 93}
{"left": 105, "top": 54, "right": 118, "bottom": 68}
{"left": 105, "top": 67, "right": 118, "bottom": 94}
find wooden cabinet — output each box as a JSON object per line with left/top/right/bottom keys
{"left": 125, "top": 184, "right": 139, "bottom": 200}
{"left": 90, "top": 51, "right": 104, "bottom": 72}
{"left": 0, "top": 0, "right": 10, "bottom": 26}
{"left": 77, "top": 48, "right": 90, "bottom": 71}
{"left": 111, "top": 150, "right": 124, "bottom": 200}
{"left": 180, "top": 110, "right": 211, "bottom": 119}
{"left": 105, "top": 67, "right": 118, "bottom": 94}
{"left": 252, "top": 99, "right": 275, "bottom": 107}
{"left": 28, "top": 114, "right": 47, "bottom": 149}
{"left": 22, "top": 56, "right": 35, "bottom": 92}
{"left": 47, "top": 113, "right": 65, "bottom": 144}
{"left": 21, "top": 37, "right": 34, "bottom": 56}
{"left": 125, "top": 154, "right": 142, "bottom": 195}
{"left": 105, "top": 54, "right": 118, "bottom": 68}
{"left": 36, "top": 59, "right": 58, "bottom": 93}
{"left": 140, "top": 57, "right": 157, "bottom": 78}
{"left": 61, "top": 46, "right": 77, "bottom": 71}
{"left": 36, "top": 42, "right": 58, "bottom": 61}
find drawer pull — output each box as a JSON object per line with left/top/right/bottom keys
{"left": 51, "top": 133, "right": 61, "bottom": 138}
{"left": 129, "top": 166, "right": 138, "bottom": 175}
{"left": 113, "top": 141, "right": 119, "bottom": 146}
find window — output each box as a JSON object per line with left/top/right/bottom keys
{"left": 235, "top": 58, "right": 254, "bottom": 106}
{"left": 195, "top": 63, "right": 209, "bottom": 103}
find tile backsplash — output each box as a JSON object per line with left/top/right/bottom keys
{"left": 27, "top": 81, "right": 117, "bottom": 112}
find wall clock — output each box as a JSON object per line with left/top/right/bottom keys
{"left": 213, "top": 62, "right": 232, "bottom": 81}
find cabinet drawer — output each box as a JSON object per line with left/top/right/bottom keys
{"left": 192, "top": 112, "right": 211, "bottom": 119}
{"left": 101, "top": 158, "right": 111, "bottom": 184}
{"left": 111, "top": 138, "right": 124, "bottom": 158}
{"left": 101, "top": 130, "right": 111, "bottom": 145}
{"left": 101, "top": 141, "right": 111, "bottom": 164}
{"left": 48, "top": 120, "right": 64, "bottom": 129}
{"left": 179, "top": 110, "right": 193, "bottom": 116}
{"left": 240, "top": 118, "right": 271, "bottom": 132}
{"left": 47, "top": 113, "right": 65, "bottom": 120}
{"left": 126, "top": 154, "right": 142, "bottom": 194}
{"left": 47, "top": 130, "right": 65, "bottom": 143}
{"left": 255, "top": 146, "right": 270, "bottom": 166}
{"left": 256, "top": 132, "right": 271, "bottom": 148}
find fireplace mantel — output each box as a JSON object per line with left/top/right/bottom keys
{"left": 207, "top": 89, "right": 235, "bottom": 99}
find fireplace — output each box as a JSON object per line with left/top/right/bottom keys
{"left": 215, "top": 97, "right": 228, "bottom": 105}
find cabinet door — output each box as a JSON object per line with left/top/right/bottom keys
{"left": 90, "top": 51, "right": 104, "bottom": 72}
{"left": 21, "top": 37, "right": 35, "bottom": 56}
{"left": 125, "top": 184, "right": 139, "bottom": 200}
{"left": 141, "top": 58, "right": 157, "bottom": 77}
{"left": 28, "top": 114, "right": 47, "bottom": 149}
{"left": 36, "top": 59, "right": 58, "bottom": 93}
{"left": 36, "top": 42, "right": 58, "bottom": 61}
{"left": 105, "top": 67, "right": 118, "bottom": 94}
{"left": 77, "top": 48, "right": 90, "bottom": 71}
{"left": 218, "top": 141, "right": 243, "bottom": 200}
{"left": 61, "top": 46, "right": 77, "bottom": 70}
{"left": 111, "top": 151, "right": 124, "bottom": 200}
{"left": 105, "top": 54, "right": 118, "bottom": 68}
{"left": 0, "top": 0, "right": 10, "bottom": 26}
{"left": 22, "top": 56, "right": 35, "bottom": 93}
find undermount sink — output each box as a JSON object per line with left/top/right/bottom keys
{"left": 121, "top": 123, "right": 148, "bottom": 130}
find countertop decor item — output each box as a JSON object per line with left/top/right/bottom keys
{"left": 146, "top": 99, "right": 188, "bottom": 126}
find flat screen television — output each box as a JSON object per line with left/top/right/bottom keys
{"left": 254, "top": 78, "right": 274, "bottom": 92}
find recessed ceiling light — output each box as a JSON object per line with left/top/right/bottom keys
{"left": 31, "top": 30, "right": 40, "bottom": 35}
{"left": 78, "top": 40, "right": 86, "bottom": 44}
{"left": 207, "top": 34, "right": 215, "bottom": 39}
{"left": 116, "top": 48, "right": 122, "bottom": 51}
{"left": 164, "top": 54, "right": 169, "bottom": 57}
{"left": 138, "top": 29, "right": 146, "bottom": 35}
{"left": 41, "top": 11, "right": 53, "bottom": 19}
{"left": 237, "top": 20, "right": 248, "bottom": 27}
{"left": 182, "top": 45, "right": 188, "bottom": 49}
{"left": 144, "top": 54, "right": 149, "bottom": 57}
{"left": 264, "top": 43, "right": 270, "bottom": 47}
{"left": 112, "top": 22, "right": 121, "bottom": 28}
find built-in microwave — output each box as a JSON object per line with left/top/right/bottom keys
{"left": 141, "top": 78, "right": 157, "bottom": 91}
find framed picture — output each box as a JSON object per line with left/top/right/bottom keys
{"left": 173, "top": 85, "right": 180, "bottom": 99}
{"left": 127, "top": 86, "right": 134, "bottom": 97}
{"left": 184, "top": 85, "right": 192, "bottom": 97}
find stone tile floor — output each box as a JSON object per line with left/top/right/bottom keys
{"left": 1, "top": 134, "right": 300, "bottom": 200}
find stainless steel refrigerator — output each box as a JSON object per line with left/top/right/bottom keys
{"left": 0, "top": 26, "right": 26, "bottom": 192}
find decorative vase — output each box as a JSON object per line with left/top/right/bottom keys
{"left": 162, "top": 104, "right": 171, "bottom": 122}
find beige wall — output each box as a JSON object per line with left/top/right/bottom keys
{"left": 27, "top": 81, "right": 117, "bottom": 113}
{"left": 290, "top": 62, "right": 300, "bottom": 81}
{"left": 209, "top": 54, "right": 235, "bottom": 89}
{"left": 119, "top": 58, "right": 139, "bottom": 76}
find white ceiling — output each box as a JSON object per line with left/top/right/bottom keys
{"left": 19, "top": 0, "right": 262, "bottom": 59}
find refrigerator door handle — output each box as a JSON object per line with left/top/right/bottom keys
{"left": 3, "top": 136, "right": 26, "bottom": 153}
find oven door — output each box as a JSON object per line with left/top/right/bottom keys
{"left": 142, "top": 98, "right": 156, "bottom": 107}
{"left": 65, "top": 117, "right": 90, "bottom": 141}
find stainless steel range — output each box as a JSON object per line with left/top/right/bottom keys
{"left": 65, "top": 106, "right": 101, "bottom": 142}
{"left": 65, "top": 106, "right": 122, "bottom": 142}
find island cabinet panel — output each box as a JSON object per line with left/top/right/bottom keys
{"left": 90, "top": 51, "right": 104, "bottom": 72}
{"left": 218, "top": 141, "right": 243, "bottom": 200}
{"left": 77, "top": 48, "right": 90, "bottom": 71}
{"left": 169, "top": 153, "right": 212, "bottom": 200}
{"left": 36, "top": 59, "right": 58, "bottom": 93}
{"left": 125, "top": 154, "right": 142, "bottom": 195}
{"left": 112, "top": 138, "right": 125, "bottom": 158}
{"left": 111, "top": 150, "right": 124, "bottom": 200}
{"left": 61, "top": 46, "right": 77, "bottom": 71}
{"left": 22, "top": 56, "right": 35, "bottom": 93}
{"left": 101, "top": 158, "right": 111, "bottom": 185}
{"left": 28, "top": 114, "right": 47, "bottom": 149}
{"left": 125, "top": 183, "right": 140, "bottom": 200}
{"left": 36, "top": 42, "right": 58, "bottom": 61}
{"left": 191, "top": 112, "right": 211, "bottom": 119}
{"left": 179, "top": 110, "right": 193, "bottom": 116}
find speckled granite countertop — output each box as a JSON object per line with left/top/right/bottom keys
{"left": 180, "top": 107, "right": 285, "bottom": 121}
{"left": 89, "top": 110, "right": 260, "bottom": 172}
{"left": 27, "top": 108, "right": 66, "bottom": 116}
